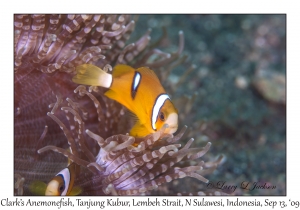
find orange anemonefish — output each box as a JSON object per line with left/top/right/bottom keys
{"left": 72, "top": 64, "right": 178, "bottom": 137}
{"left": 29, "top": 163, "right": 81, "bottom": 196}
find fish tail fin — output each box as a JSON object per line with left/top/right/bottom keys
{"left": 72, "top": 64, "right": 112, "bottom": 88}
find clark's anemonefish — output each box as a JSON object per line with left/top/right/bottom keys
{"left": 29, "top": 163, "right": 81, "bottom": 196}
{"left": 72, "top": 64, "right": 178, "bottom": 137}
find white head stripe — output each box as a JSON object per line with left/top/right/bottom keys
{"left": 152, "top": 94, "right": 170, "bottom": 130}
{"left": 133, "top": 72, "right": 141, "bottom": 91}
{"left": 56, "top": 167, "right": 71, "bottom": 195}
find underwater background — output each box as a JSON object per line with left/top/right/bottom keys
{"left": 132, "top": 14, "right": 286, "bottom": 195}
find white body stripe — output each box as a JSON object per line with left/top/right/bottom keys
{"left": 133, "top": 72, "right": 141, "bottom": 91}
{"left": 151, "top": 94, "right": 170, "bottom": 130}
{"left": 57, "top": 167, "right": 71, "bottom": 196}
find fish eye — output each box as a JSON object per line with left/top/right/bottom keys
{"left": 59, "top": 184, "right": 65, "bottom": 193}
{"left": 159, "top": 112, "right": 165, "bottom": 121}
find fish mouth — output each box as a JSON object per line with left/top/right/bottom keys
{"left": 164, "top": 113, "right": 178, "bottom": 134}
{"left": 45, "top": 189, "right": 58, "bottom": 196}
{"left": 165, "top": 126, "right": 178, "bottom": 134}
{"left": 164, "top": 125, "right": 178, "bottom": 134}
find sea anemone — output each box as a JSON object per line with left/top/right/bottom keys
{"left": 14, "top": 14, "right": 222, "bottom": 195}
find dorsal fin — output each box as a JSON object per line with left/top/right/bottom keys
{"left": 136, "top": 66, "right": 161, "bottom": 85}
{"left": 112, "top": 64, "right": 135, "bottom": 78}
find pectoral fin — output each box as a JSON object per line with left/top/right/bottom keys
{"left": 129, "top": 120, "right": 152, "bottom": 138}
{"left": 29, "top": 180, "right": 47, "bottom": 195}
{"left": 69, "top": 186, "right": 82, "bottom": 196}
